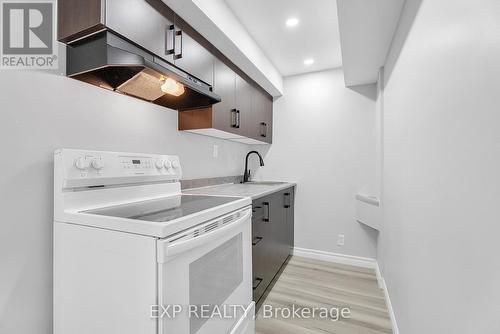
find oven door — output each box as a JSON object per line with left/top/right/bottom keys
{"left": 157, "top": 207, "right": 254, "bottom": 334}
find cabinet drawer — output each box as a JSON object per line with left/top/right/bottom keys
{"left": 252, "top": 275, "right": 267, "bottom": 304}
{"left": 252, "top": 231, "right": 271, "bottom": 303}
{"left": 251, "top": 232, "right": 266, "bottom": 276}
{"left": 252, "top": 205, "right": 264, "bottom": 221}
{"left": 252, "top": 220, "right": 274, "bottom": 270}
{"left": 252, "top": 196, "right": 269, "bottom": 222}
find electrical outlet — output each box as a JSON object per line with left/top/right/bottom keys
{"left": 213, "top": 145, "right": 219, "bottom": 158}
{"left": 337, "top": 234, "right": 345, "bottom": 246}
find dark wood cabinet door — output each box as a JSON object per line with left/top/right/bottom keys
{"left": 258, "top": 196, "right": 276, "bottom": 284}
{"left": 252, "top": 221, "right": 271, "bottom": 302}
{"left": 252, "top": 196, "right": 273, "bottom": 303}
{"left": 58, "top": 0, "right": 104, "bottom": 42}
{"left": 251, "top": 189, "right": 294, "bottom": 304}
{"left": 252, "top": 216, "right": 264, "bottom": 300}
{"left": 250, "top": 90, "right": 273, "bottom": 143}
{"left": 172, "top": 20, "right": 215, "bottom": 85}
{"left": 262, "top": 93, "right": 273, "bottom": 143}
{"left": 269, "top": 192, "right": 288, "bottom": 272}
{"left": 212, "top": 59, "right": 240, "bottom": 135}
{"left": 236, "top": 75, "right": 254, "bottom": 138}
{"left": 284, "top": 188, "right": 295, "bottom": 254}
{"left": 106, "top": 0, "right": 175, "bottom": 62}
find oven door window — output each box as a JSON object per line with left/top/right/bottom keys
{"left": 189, "top": 234, "right": 243, "bottom": 334}
{"left": 157, "top": 213, "right": 252, "bottom": 334}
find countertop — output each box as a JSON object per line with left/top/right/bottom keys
{"left": 183, "top": 181, "right": 297, "bottom": 200}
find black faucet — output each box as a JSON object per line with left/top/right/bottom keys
{"left": 243, "top": 151, "right": 264, "bottom": 183}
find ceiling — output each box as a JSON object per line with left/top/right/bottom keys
{"left": 337, "top": 0, "right": 405, "bottom": 86}
{"left": 224, "top": 0, "right": 342, "bottom": 77}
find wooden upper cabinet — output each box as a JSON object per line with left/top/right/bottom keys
{"left": 251, "top": 89, "right": 273, "bottom": 144}
{"left": 179, "top": 58, "right": 274, "bottom": 144}
{"left": 58, "top": 0, "right": 174, "bottom": 54}
{"left": 106, "top": 0, "right": 175, "bottom": 63}
{"left": 58, "top": 0, "right": 212, "bottom": 85}
{"left": 59, "top": 0, "right": 272, "bottom": 143}
{"left": 235, "top": 74, "right": 254, "bottom": 138}
{"left": 212, "top": 59, "right": 238, "bottom": 135}
{"left": 173, "top": 17, "right": 215, "bottom": 86}
{"left": 58, "top": 0, "right": 105, "bottom": 42}
{"left": 179, "top": 68, "right": 274, "bottom": 144}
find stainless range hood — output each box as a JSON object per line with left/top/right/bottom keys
{"left": 66, "top": 32, "right": 221, "bottom": 110}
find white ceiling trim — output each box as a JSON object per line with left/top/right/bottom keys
{"left": 162, "top": 0, "right": 283, "bottom": 96}
{"left": 337, "top": 0, "right": 405, "bottom": 86}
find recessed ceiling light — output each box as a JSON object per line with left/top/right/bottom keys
{"left": 304, "top": 58, "right": 314, "bottom": 66}
{"left": 286, "top": 17, "right": 299, "bottom": 27}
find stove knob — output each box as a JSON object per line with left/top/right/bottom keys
{"left": 171, "top": 160, "right": 180, "bottom": 169}
{"left": 155, "top": 159, "right": 164, "bottom": 169}
{"left": 74, "top": 157, "right": 90, "bottom": 170}
{"left": 164, "top": 160, "right": 173, "bottom": 169}
{"left": 91, "top": 158, "right": 104, "bottom": 170}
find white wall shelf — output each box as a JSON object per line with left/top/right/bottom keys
{"left": 355, "top": 193, "right": 381, "bottom": 231}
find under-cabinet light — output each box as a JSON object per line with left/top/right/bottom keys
{"left": 160, "top": 77, "right": 185, "bottom": 97}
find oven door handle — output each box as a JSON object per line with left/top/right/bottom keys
{"left": 157, "top": 209, "right": 251, "bottom": 263}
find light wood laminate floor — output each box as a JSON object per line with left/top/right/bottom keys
{"left": 255, "top": 256, "right": 393, "bottom": 334}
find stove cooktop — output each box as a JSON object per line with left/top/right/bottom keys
{"left": 83, "top": 195, "right": 240, "bottom": 223}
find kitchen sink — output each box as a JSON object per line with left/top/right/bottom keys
{"left": 245, "top": 181, "right": 287, "bottom": 186}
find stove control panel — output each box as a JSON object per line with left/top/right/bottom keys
{"left": 56, "top": 149, "right": 182, "bottom": 188}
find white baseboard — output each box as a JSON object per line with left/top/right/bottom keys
{"left": 375, "top": 263, "right": 399, "bottom": 334}
{"left": 292, "top": 247, "right": 377, "bottom": 268}
{"left": 374, "top": 261, "right": 383, "bottom": 289}
{"left": 292, "top": 247, "right": 399, "bottom": 334}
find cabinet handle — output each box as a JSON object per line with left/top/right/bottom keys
{"left": 165, "top": 25, "right": 175, "bottom": 55}
{"left": 284, "top": 193, "right": 291, "bottom": 208}
{"left": 260, "top": 122, "right": 267, "bottom": 137}
{"left": 263, "top": 202, "right": 270, "bottom": 222}
{"left": 236, "top": 110, "right": 241, "bottom": 128}
{"left": 252, "top": 236, "right": 263, "bottom": 246}
{"left": 231, "top": 109, "right": 239, "bottom": 128}
{"left": 174, "top": 30, "right": 183, "bottom": 59}
{"left": 252, "top": 205, "right": 262, "bottom": 213}
{"left": 231, "top": 109, "right": 240, "bottom": 128}
{"left": 253, "top": 277, "right": 263, "bottom": 290}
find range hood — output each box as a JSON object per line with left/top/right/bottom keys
{"left": 66, "top": 32, "right": 221, "bottom": 110}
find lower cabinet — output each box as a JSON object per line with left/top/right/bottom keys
{"left": 252, "top": 187, "right": 295, "bottom": 306}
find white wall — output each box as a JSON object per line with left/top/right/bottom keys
{"left": 378, "top": 0, "right": 500, "bottom": 333}
{"left": 254, "top": 69, "right": 378, "bottom": 258}
{"left": 0, "top": 69, "right": 251, "bottom": 334}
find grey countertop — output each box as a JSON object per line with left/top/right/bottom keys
{"left": 183, "top": 181, "right": 297, "bottom": 200}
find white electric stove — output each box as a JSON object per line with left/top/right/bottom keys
{"left": 53, "top": 149, "right": 254, "bottom": 334}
